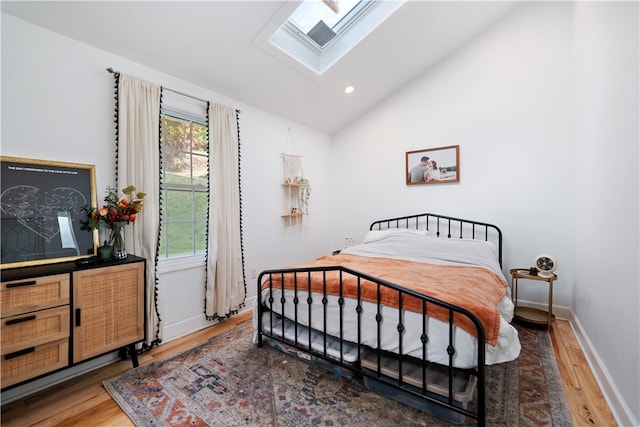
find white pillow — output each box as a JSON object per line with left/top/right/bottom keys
{"left": 460, "top": 238, "right": 499, "bottom": 259}
{"left": 364, "top": 228, "right": 429, "bottom": 242}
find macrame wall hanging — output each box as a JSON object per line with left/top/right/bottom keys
{"left": 282, "top": 154, "right": 303, "bottom": 183}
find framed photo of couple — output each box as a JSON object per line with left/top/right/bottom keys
{"left": 406, "top": 145, "right": 460, "bottom": 185}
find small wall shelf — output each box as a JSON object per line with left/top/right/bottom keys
{"left": 281, "top": 182, "right": 308, "bottom": 220}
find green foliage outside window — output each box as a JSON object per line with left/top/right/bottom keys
{"left": 159, "top": 115, "right": 209, "bottom": 259}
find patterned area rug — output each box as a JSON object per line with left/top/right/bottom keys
{"left": 104, "top": 321, "right": 572, "bottom": 426}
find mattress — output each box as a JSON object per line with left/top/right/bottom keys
{"left": 254, "top": 229, "right": 521, "bottom": 368}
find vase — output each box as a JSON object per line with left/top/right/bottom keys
{"left": 111, "top": 222, "right": 128, "bottom": 260}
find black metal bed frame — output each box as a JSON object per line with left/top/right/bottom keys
{"left": 256, "top": 213, "right": 503, "bottom": 426}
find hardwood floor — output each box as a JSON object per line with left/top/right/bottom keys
{"left": 1, "top": 312, "right": 617, "bottom": 426}
{"left": 549, "top": 319, "right": 618, "bottom": 427}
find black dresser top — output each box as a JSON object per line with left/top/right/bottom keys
{"left": 1, "top": 255, "right": 145, "bottom": 282}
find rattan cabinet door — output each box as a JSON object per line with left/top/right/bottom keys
{"left": 72, "top": 261, "right": 144, "bottom": 363}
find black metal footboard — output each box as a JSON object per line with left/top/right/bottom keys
{"left": 256, "top": 266, "right": 487, "bottom": 426}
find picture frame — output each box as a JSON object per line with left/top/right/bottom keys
{"left": 406, "top": 145, "right": 460, "bottom": 185}
{"left": 0, "top": 156, "right": 98, "bottom": 268}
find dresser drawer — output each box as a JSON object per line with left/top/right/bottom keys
{"left": 1, "top": 338, "right": 69, "bottom": 388}
{"left": 1, "top": 274, "right": 70, "bottom": 318}
{"left": 1, "top": 306, "right": 70, "bottom": 356}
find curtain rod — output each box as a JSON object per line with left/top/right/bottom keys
{"left": 106, "top": 67, "right": 240, "bottom": 112}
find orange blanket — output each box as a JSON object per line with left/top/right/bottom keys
{"left": 261, "top": 254, "right": 508, "bottom": 346}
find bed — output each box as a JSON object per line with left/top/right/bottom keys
{"left": 254, "top": 213, "right": 520, "bottom": 426}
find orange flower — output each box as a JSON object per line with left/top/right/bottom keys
{"left": 81, "top": 185, "right": 145, "bottom": 233}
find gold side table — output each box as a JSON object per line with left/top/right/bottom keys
{"left": 510, "top": 268, "right": 557, "bottom": 327}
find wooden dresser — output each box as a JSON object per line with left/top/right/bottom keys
{"left": 1, "top": 256, "right": 145, "bottom": 390}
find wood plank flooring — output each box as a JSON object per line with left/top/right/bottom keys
{"left": 1, "top": 312, "right": 618, "bottom": 426}
{"left": 549, "top": 319, "right": 618, "bottom": 427}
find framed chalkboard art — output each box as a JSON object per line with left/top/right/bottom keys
{"left": 0, "top": 156, "right": 98, "bottom": 268}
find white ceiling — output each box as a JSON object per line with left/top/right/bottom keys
{"left": 1, "top": 1, "right": 519, "bottom": 135}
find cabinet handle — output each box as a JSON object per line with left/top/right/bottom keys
{"left": 6, "top": 280, "right": 37, "bottom": 288}
{"left": 75, "top": 308, "right": 81, "bottom": 326}
{"left": 5, "top": 347, "right": 35, "bottom": 360}
{"left": 5, "top": 315, "right": 36, "bottom": 326}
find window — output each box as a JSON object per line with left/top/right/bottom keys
{"left": 288, "top": 0, "right": 361, "bottom": 48}
{"left": 159, "top": 90, "right": 209, "bottom": 259}
{"left": 267, "top": 0, "right": 404, "bottom": 75}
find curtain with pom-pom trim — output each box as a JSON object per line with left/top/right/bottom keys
{"left": 205, "top": 103, "right": 246, "bottom": 320}
{"left": 116, "top": 73, "right": 162, "bottom": 346}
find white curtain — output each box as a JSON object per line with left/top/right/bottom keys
{"left": 117, "top": 74, "right": 162, "bottom": 345}
{"left": 205, "top": 103, "right": 245, "bottom": 319}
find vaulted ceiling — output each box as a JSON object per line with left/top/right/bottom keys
{"left": 1, "top": 1, "right": 519, "bottom": 135}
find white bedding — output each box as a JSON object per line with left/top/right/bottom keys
{"left": 254, "top": 230, "right": 521, "bottom": 368}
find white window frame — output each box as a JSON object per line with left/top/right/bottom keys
{"left": 158, "top": 90, "right": 209, "bottom": 264}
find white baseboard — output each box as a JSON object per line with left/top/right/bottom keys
{"left": 514, "top": 300, "right": 635, "bottom": 426}
{"left": 1, "top": 352, "right": 120, "bottom": 404}
{"left": 513, "top": 298, "right": 572, "bottom": 321}
{"left": 12, "top": 296, "right": 634, "bottom": 425}
{"left": 161, "top": 296, "right": 256, "bottom": 343}
{"left": 565, "top": 310, "right": 637, "bottom": 427}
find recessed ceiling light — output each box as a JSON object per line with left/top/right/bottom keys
{"left": 344, "top": 85, "right": 355, "bottom": 94}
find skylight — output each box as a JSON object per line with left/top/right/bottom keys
{"left": 269, "top": 0, "right": 404, "bottom": 75}
{"left": 288, "top": 0, "right": 361, "bottom": 48}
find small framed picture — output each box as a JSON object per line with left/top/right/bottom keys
{"left": 406, "top": 145, "right": 460, "bottom": 185}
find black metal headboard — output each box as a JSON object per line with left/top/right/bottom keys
{"left": 369, "top": 213, "right": 503, "bottom": 267}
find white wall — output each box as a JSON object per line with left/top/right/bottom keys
{"left": 331, "top": 3, "right": 574, "bottom": 306}
{"left": 2, "top": 3, "right": 638, "bottom": 424}
{"left": 572, "top": 2, "right": 639, "bottom": 424}
{"left": 330, "top": 2, "right": 638, "bottom": 425}
{"left": 1, "top": 12, "right": 334, "bottom": 398}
